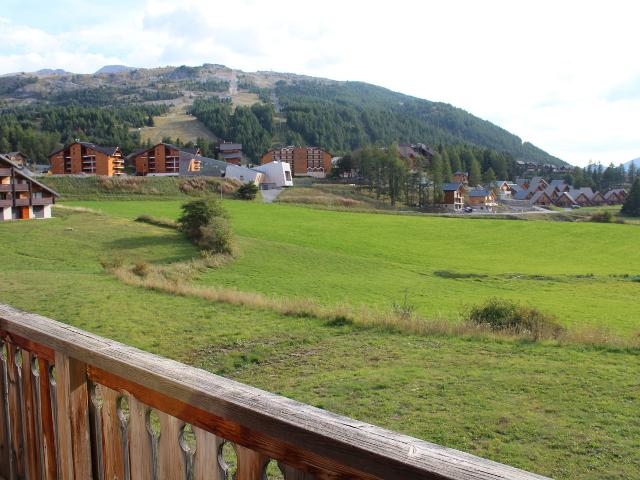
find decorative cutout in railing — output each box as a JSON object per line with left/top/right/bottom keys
{"left": 0, "top": 304, "right": 549, "bottom": 480}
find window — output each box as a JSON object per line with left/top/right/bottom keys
{"left": 285, "top": 171, "right": 291, "bottom": 181}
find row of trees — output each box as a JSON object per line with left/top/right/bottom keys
{"left": 189, "top": 98, "right": 273, "bottom": 160}
{"left": 0, "top": 104, "right": 169, "bottom": 162}
{"left": 335, "top": 144, "right": 521, "bottom": 206}
{"left": 567, "top": 162, "right": 636, "bottom": 191}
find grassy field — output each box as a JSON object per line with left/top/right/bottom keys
{"left": 1, "top": 202, "right": 638, "bottom": 479}
{"left": 67, "top": 199, "right": 640, "bottom": 338}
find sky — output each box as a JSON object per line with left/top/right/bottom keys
{"left": 1, "top": 0, "right": 639, "bottom": 166}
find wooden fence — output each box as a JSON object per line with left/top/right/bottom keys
{"left": 0, "top": 304, "right": 548, "bottom": 479}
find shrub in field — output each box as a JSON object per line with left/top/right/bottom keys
{"left": 132, "top": 261, "right": 150, "bottom": 277}
{"left": 197, "top": 217, "right": 233, "bottom": 254}
{"left": 177, "top": 198, "right": 232, "bottom": 253}
{"left": 235, "top": 182, "right": 259, "bottom": 200}
{"left": 589, "top": 210, "right": 613, "bottom": 223}
{"left": 468, "top": 298, "right": 564, "bottom": 339}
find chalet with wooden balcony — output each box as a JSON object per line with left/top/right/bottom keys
{"left": 442, "top": 182, "right": 465, "bottom": 210}
{"left": 49, "top": 142, "right": 124, "bottom": 176}
{"left": 468, "top": 188, "right": 497, "bottom": 210}
{"left": 128, "top": 143, "right": 202, "bottom": 176}
{"left": 0, "top": 303, "right": 548, "bottom": 480}
{"left": 0, "top": 154, "right": 58, "bottom": 220}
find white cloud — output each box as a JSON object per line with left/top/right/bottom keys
{"left": 1, "top": 0, "right": 640, "bottom": 165}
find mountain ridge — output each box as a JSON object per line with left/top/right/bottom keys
{"left": 0, "top": 63, "right": 567, "bottom": 166}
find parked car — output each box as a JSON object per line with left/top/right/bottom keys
{"left": 571, "top": 204, "right": 581, "bottom": 209}
{"left": 464, "top": 207, "right": 473, "bottom": 213}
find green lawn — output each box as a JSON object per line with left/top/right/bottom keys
{"left": 1, "top": 203, "right": 639, "bottom": 479}
{"left": 67, "top": 199, "right": 640, "bottom": 337}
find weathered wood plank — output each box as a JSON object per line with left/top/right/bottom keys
{"left": 20, "top": 350, "right": 41, "bottom": 480}
{"left": 100, "top": 386, "right": 127, "bottom": 480}
{"left": 192, "top": 426, "right": 225, "bottom": 480}
{"left": 0, "top": 343, "right": 11, "bottom": 478}
{"left": 0, "top": 333, "right": 55, "bottom": 363}
{"left": 157, "top": 411, "right": 185, "bottom": 480}
{"left": 55, "top": 351, "right": 92, "bottom": 480}
{"left": 37, "top": 358, "right": 58, "bottom": 480}
{"left": 0, "top": 305, "right": 549, "bottom": 480}
{"left": 6, "top": 344, "right": 25, "bottom": 479}
{"left": 129, "top": 396, "right": 153, "bottom": 480}
{"left": 235, "top": 444, "right": 268, "bottom": 480}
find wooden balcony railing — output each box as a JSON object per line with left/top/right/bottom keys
{"left": 0, "top": 199, "right": 11, "bottom": 208}
{"left": 0, "top": 304, "right": 548, "bottom": 480}
{"left": 0, "top": 169, "right": 11, "bottom": 177}
{"left": 31, "top": 197, "right": 54, "bottom": 206}
{"left": 11, "top": 184, "right": 29, "bottom": 193}
{"left": 0, "top": 185, "right": 12, "bottom": 193}
{"left": 13, "top": 198, "right": 30, "bottom": 207}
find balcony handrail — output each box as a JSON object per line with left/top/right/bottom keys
{"left": 0, "top": 304, "right": 547, "bottom": 479}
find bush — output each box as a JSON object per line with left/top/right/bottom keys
{"left": 177, "top": 198, "right": 232, "bottom": 253}
{"left": 236, "top": 182, "right": 259, "bottom": 200}
{"left": 132, "top": 261, "right": 150, "bottom": 277}
{"left": 197, "top": 217, "right": 233, "bottom": 253}
{"left": 589, "top": 210, "right": 613, "bottom": 223}
{"left": 468, "top": 298, "right": 564, "bottom": 339}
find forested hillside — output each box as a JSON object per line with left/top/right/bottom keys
{"left": 276, "top": 81, "right": 564, "bottom": 165}
{"left": 0, "top": 63, "right": 566, "bottom": 166}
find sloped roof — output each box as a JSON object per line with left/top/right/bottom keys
{"left": 222, "top": 152, "right": 242, "bottom": 159}
{"left": 126, "top": 143, "right": 200, "bottom": 160}
{"left": 568, "top": 187, "right": 594, "bottom": 199}
{"left": 453, "top": 171, "right": 468, "bottom": 176}
{"left": 514, "top": 187, "right": 536, "bottom": 200}
{"left": 603, "top": 189, "right": 626, "bottom": 199}
{"left": 49, "top": 141, "right": 120, "bottom": 157}
{"left": 530, "top": 190, "right": 552, "bottom": 203}
{"left": 442, "top": 182, "right": 464, "bottom": 192}
{"left": 469, "top": 189, "right": 490, "bottom": 197}
{"left": 557, "top": 191, "right": 576, "bottom": 203}
{"left": 0, "top": 154, "right": 59, "bottom": 197}
{"left": 219, "top": 143, "right": 242, "bottom": 151}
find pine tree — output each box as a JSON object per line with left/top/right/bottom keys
{"left": 469, "top": 158, "right": 482, "bottom": 186}
{"left": 629, "top": 162, "right": 636, "bottom": 184}
{"left": 483, "top": 167, "right": 496, "bottom": 184}
{"left": 621, "top": 178, "right": 640, "bottom": 217}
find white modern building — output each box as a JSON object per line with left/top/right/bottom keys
{"left": 225, "top": 161, "right": 293, "bottom": 189}
{"left": 253, "top": 161, "right": 293, "bottom": 188}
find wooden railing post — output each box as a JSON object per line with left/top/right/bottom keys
{"left": 55, "top": 352, "right": 93, "bottom": 479}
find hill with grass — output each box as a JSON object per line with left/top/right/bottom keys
{"left": 0, "top": 63, "right": 566, "bottom": 165}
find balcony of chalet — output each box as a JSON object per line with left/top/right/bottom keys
{"left": 0, "top": 304, "right": 547, "bottom": 480}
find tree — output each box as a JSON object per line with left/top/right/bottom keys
{"left": 469, "top": 158, "right": 482, "bottom": 186}
{"left": 628, "top": 162, "right": 636, "bottom": 184}
{"left": 483, "top": 167, "right": 496, "bottom": 184}
{"left": 236, "top": 182, "right": 259, "bottom": 200}
{"left": 621, "top": 178, "right": 640, "bottom": 217}
{"left": 177, "top": 198, "right": 232, "bottom": 252}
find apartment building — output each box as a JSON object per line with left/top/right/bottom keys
{"left": 260, "top": 146, "right": 332, "bottom": 177}
{"left": 128, "top": 143, "right": 201, "bottom": 176}
{"left": 49, "top": 142, "right": 124, "bottom": 176}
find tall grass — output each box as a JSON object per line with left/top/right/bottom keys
{"left": 105, "top": 260, "right": 637, "bottom": 348}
